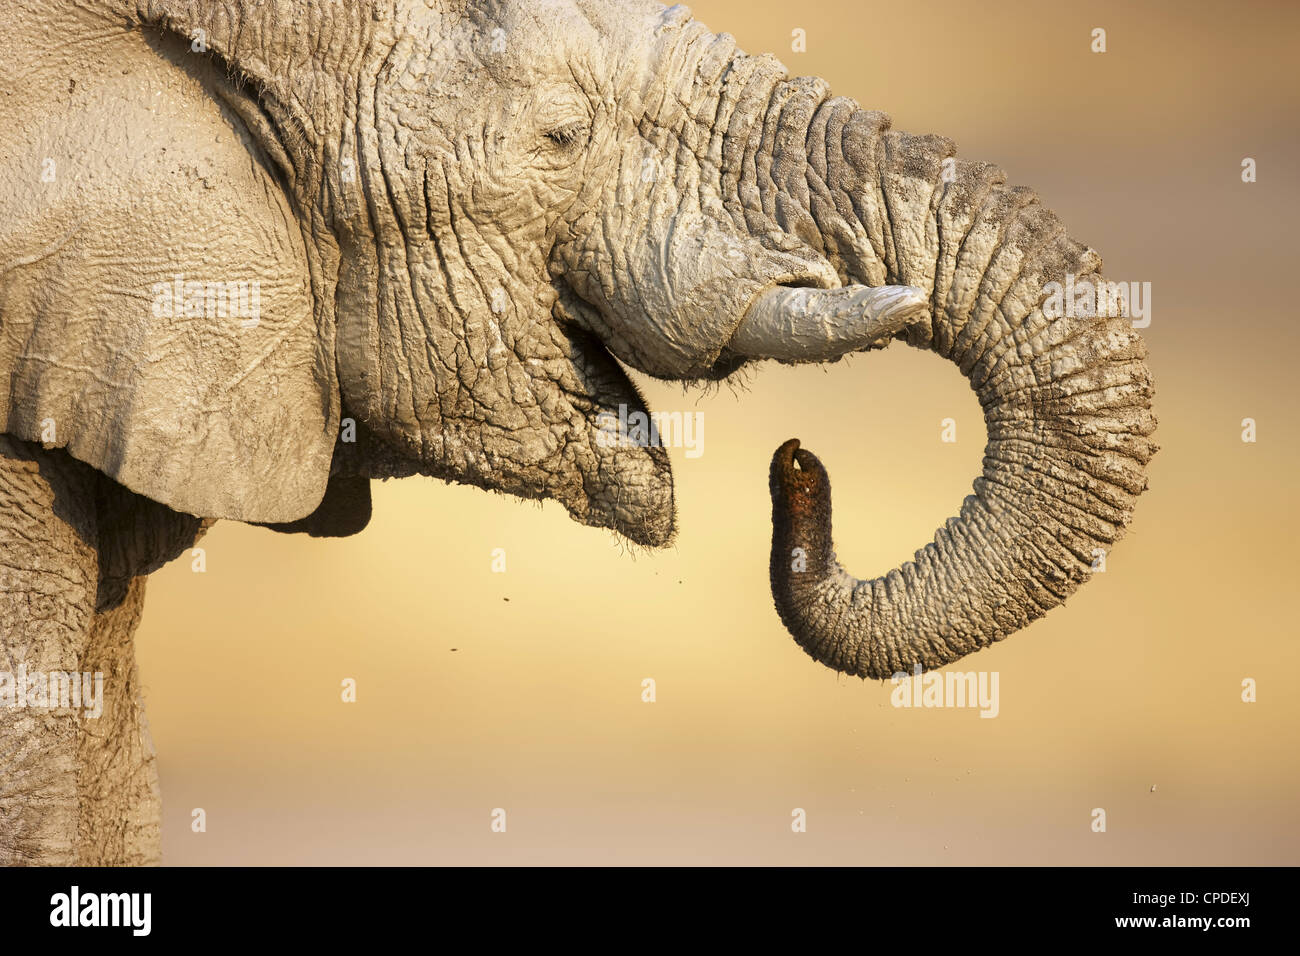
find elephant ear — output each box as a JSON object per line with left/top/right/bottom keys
{"left": 259, "top": 466, "right": 373, "bottom": 539}
{"left": 0, "top": 27, "right": 338, "bottom": 524}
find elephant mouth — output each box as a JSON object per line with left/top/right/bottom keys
{"left": 551, "top": 287, "right": 676, "bottom": 547}
{"left": 546, "top": 273, "right": 934, "bottom": 549}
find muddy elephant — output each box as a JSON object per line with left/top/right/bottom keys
{"left": 0, "top": 0, "right": 1155, "bottom": 864}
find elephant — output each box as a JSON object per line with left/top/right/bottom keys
{"left": 0, "top": 0, "right": 1156, "bottom": 865}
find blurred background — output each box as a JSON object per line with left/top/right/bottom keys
{"left": 135, "top": 0, "right": 1300, "bottom": 864}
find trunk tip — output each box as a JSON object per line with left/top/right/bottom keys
{"left": 770, "top": 438, "right": 830, "bottom": 514}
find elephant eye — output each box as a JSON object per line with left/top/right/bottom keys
{"left": 545, "top": 121, "right": 588, "bottom": 149}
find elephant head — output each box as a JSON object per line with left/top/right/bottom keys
{"left": 2, "top": 0, "right": 1155, "bottom": 681}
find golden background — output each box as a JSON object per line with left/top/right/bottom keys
{"left": 135, "top": 0, "right": 1300, "bottom": 864}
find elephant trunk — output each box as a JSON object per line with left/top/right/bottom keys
{"left": 721, "top": 79, "right": 1157, "bottom": 678}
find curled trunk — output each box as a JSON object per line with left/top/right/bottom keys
{"left": 726, "top": 78, "right": 1157, "bottom": 678}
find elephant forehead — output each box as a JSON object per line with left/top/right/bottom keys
{"left": 392, "top": 0, "right": 701, "bottom": 117}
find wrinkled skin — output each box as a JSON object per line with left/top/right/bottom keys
{"left": 0, "top": 0, "right": 1154, "bottom": 863}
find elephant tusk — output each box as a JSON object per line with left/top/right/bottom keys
{"left": 729, "top": 283, "right": 930, "bottom": 362}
